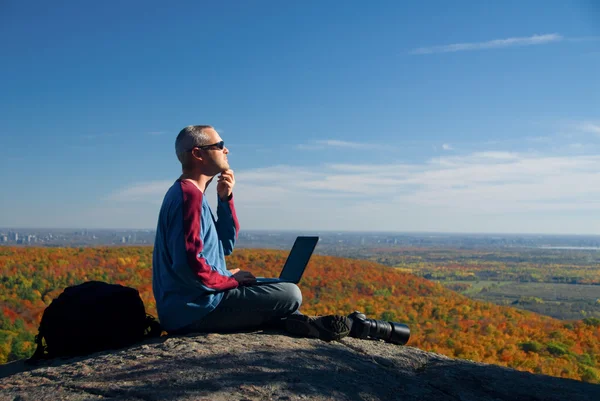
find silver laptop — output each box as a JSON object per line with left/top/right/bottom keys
{"left": 253, "top": 236, "right": 319, "bottom": 285}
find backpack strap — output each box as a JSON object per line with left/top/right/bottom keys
{"left": 26, "top": 332, "right": 48, "bottom": 364}
{"left": 144, "top": 314, "right": 163, "bottom": 338}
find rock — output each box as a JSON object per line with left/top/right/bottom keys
{"left": 0, "top": 331, "right": 598, "bottom": 401}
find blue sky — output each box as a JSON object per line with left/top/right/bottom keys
{"left": 1, "top": 1, "right": 599, "bottom": 234}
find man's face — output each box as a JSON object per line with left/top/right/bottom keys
{"left": 199, "top": 128, "right": 230, "bottom": 174}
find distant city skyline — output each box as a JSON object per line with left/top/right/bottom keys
{"left": 1, "top": 1, "right": 599, "bottom": 234}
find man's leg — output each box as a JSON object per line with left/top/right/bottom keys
{"left": 177, "top": 282, "right": 351, "bottom": 341}
{"left": 182, "top": 282, "right": 302, "bottom": 333}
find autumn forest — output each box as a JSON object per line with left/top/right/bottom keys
{"left": 1, "top": 246, "right": 599, "bottom": 384}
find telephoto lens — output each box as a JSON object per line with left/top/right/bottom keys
{"left": 347, "top": 311, "right": 410, "bottom": 345}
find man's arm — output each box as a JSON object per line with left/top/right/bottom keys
{"left": 215, "top": 194, "right": 240, "bottom": 255}
{"left": 179, "top": 180, "right": 239, "bottom": 291}
{"left": 215, "top": 169, "right": 239, "bottom": 255}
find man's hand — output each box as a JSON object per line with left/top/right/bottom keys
{"left": 232, "top": 270, "right": 256, "bottom": 286}
{"left": 228, "top": 268, "right": 240, "bottom": 275}
{"left": 217, "top": 169, "right": 235, "bottom": 201}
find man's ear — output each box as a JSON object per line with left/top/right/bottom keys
{"left": 191, "top": 148, "right": 204, "bottom": 161}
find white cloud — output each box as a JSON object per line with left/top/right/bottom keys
{"left": 297, "top": 139, "right": 367, "bottom": 150}
{"left": 234, "top": 152, "right": 600, "bottom": 233}
{"left": 106, "top": 180, "right": 173, "bottom": 202}
{"left": 578, "top": 123, "right": 600, "bottom": 135}
{"left": 296, "top": 143, "right": 324, "bottom": 151}
{"left": 326, "top": 163, "right": 417, "bottom": 173}
{"left": 102, "top": 150, "right": 600, "bottom": 233}
{"left": 410, "top": 33, "right": 563, "bottom": 55}
{"left": 442, "top": 143, "right": 453, "bottom": 151}
{"left": 469, "top": 151, "right": 520, "bottom": 160}
{"left": 525, "top": 136, "right": 553, "bottom": 143}
{"left": 315, "top": 140, "right": 366, "bottom": 149}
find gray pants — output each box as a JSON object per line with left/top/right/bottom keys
{"left": 177, "top": 282, "right": 303, "bottom": 334}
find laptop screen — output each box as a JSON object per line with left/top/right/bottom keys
{"left": 279, "top": 236, "right": 319, "bottom": 282}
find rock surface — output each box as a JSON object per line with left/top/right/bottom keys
{"left": 1, "top": 331, "right": 599, "bottom": 401}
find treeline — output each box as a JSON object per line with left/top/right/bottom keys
{"left": 361, "top": 247, "right": 600, "bottom": 284}
{"left": 0, "top": 246, "right": 153, "bottom": 363}
{"left": 0, "top": 246, "right": 599, "bottom": 383}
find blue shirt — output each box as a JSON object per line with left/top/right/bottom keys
{"left": 152, "top": 179, "right": 240, "bottom": 332}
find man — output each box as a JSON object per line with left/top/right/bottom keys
{"left": 152, "top": 125, "right": 350, "bottom": 341}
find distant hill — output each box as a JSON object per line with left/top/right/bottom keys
{"left": 0, "top": 246, "right": 599, "bottom": 383}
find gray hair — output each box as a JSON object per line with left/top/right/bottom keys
{"left": 175, "top": 125, "right": 213, "bottom": 165}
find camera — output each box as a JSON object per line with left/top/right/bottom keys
{"left": 347, "top": 311, "right": 410, "bottom": 345}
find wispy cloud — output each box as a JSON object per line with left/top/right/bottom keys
{"left": 442, "top": 143, "right": 453, "bottom": 151}
{"left": 104, "top": 148, "right": 600, "bottom": 233}
{"left": 578, "top": 123, "right": 600, "bottom": 135}
{"left": 297, "top": 139, "right": 367, "bottom": 150}
{"left": 242, "top": 152, "right": 600, "bottom": 207}
{"left": 470, "top": 151, "right": 519, "bottom": 160}
{"left": 238, "top": 152, "right": 600, "bottom": 232}
{"left": 315, "top": 140, "right": 366, "bottom": 149}
{"left": 106, "top": 180, "right": 173, "bottom": 202}
{"left": 410, "top": 33, "right": 563, "bottom": 55}
{"left": 525, "top": 136, "right": 553, "bottom": 143}
{"left": 295, "top": 144, "right": 323, "bottom": 151}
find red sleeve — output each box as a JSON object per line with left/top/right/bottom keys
{"left": 228, "top": 195, "right": 240, "bottom": 239}
{"left": 180, "top": 180, "right": 238, "bottom": 291}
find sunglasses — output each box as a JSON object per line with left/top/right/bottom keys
{"left": 192, "top": 141, "right": 225, "bottom": 151}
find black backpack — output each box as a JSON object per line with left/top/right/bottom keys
{"left": 28, "top": 281, "right": 162, "bottom": 361}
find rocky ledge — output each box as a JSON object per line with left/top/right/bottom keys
{"left": 1, "top": 331, "right": 599, "bottom": 401}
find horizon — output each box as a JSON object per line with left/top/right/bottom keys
{"left": 1, "top": 1, "right": 599, "bottom": 234}
{"left": 3, "top": 226, "right": 600, "bottom": 238}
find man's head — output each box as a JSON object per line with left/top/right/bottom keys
{"left": 175, "top": 125, "right": 230, "bottom": 174}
